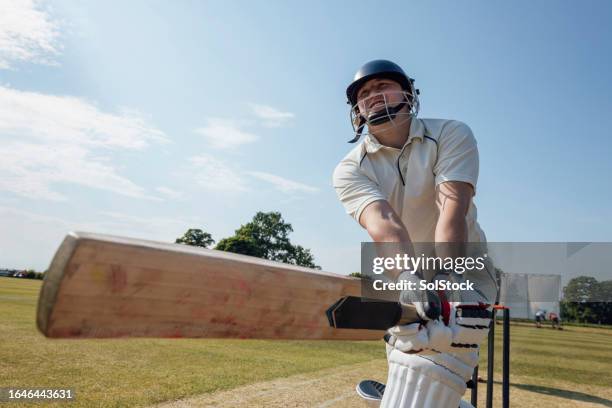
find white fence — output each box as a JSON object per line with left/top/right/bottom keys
{"left": 499, "top": 273, "right": 561, "bottom": 319}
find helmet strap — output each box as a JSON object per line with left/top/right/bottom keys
{"left": 347, "top": 93, "right": 414, "bottom": 143}
{"left": 348, "top": 117, "right": 366, "bottom": 143}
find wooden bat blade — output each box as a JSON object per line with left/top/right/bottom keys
{"left": 36, "top": 232, "right": 383, "bottom": 340}
{"left": 326, "top": 296, "right": 422, "bottom": 330}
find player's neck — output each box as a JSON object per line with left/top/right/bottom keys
{"left": 371, "top": 117, "right": 412, "bottom": 149}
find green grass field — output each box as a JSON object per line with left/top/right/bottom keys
{"left": 2, "top": 278, "right": 611, "bottom": 407}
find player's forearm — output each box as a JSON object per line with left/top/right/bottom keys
{"left": 434, "top": 181, "right": 472, "bottom": 259}
{"left": 361, "top": 206, "right": 414, "bottom": 280}
{"left": 434, "top": 215, "right": 467, "bottom": 259}
{"left": 369, "top": 226, "right": 413, "bottom": 281}
{"left": 367, "top": 222, "right": 410, "bottom": 243}
{"left": 359, "top": 201, "right": 416, "bottom": 281}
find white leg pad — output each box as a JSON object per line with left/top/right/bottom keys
{"left": 381, "top": 347, "right": 467, "bottom": 408}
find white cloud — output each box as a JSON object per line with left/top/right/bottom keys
{"left": 0, "top": 0, "right": 61, "bottom": 69}
{"left": 248, "top": 171, "right": 318, "bottom": 194}
{"left": 0, "top": 143, "right": 151, "bottom": 201}
{"left": 189, "top": 154, "right": 249, "bottom": 192}
{"left": 194, "top": 118, "right": 258, "bottom": 150}
{"left": 186, "top": 156, "right": 318, "bottom": 195}
{"left": 0, "top": 85, "right": 168, "bottom": 201}
{"left": 0, "top": 206, "right": 192, "bottom": 270}
{"left": 193, "top": 105, "right": 294, "bottom": 151}
{"left": 249, "top": 103, "right": 295, "bottom": 127}
{"left": 96, "top": 211, "right": 189, "bottom": 234}
{"left": 0, "top": 86, "right": 167, "bottom": 148}
{"left": 155, "top": 186, "right": 184, "bottom": 200}
{"left": 185, "top": 156, "right": 319, "bottom": 195}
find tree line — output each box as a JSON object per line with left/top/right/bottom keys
{"left": 561, "top": 276, "right": 612, "bottom": 324}
{"left": 2, "top": 270, "right": 45, "bottom": 280}
{"left": 3, "top": 211, "right": 319, "bottom": 280}
{"left": 175, "top": 211, "right": 320, "bottom": 269}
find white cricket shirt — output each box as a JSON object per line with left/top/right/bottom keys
{"left": 333, "top": 118, "right": 486, "bottom": 244}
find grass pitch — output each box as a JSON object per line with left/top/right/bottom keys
{"left": 1, "top": 278, "right": 611, "bottom": 407}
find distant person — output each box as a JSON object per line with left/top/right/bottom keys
{"left": 549, "top": 312, "right": 561, "bottom": 329}
{"left": 535, "top": 309, "right": 546, "bottom": 328}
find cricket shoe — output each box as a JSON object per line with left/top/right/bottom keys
{"left": 355, "top": 380, "right": 475, "bottom": 408}
{"left": 356, "top": 380, "right": 385, "bottom": 407}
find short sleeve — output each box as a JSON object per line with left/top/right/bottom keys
{"left": 332, "top": 157, "right": 386, "bottom": 222}
{"left": 433, "top": 121, "right": 479, "bottom": 191}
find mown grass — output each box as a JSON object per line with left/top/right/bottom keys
{"left": 1, "top": 278, "right": 611, "bottom": 407}
{"left": 1, "top": 278, "right": 384, "bottom": 407}
{"left": 479, "top": 320, "right": 612, "bottom": 388}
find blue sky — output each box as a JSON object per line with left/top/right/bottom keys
{"left": 1, "top": 0, "right": 611, "bottom": 273}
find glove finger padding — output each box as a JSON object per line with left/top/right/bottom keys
{"left": 386, "top": 305, "right": 492, "bottom": 355}
{"left": 385, "top": 319, "right": 455, "bottom": 354}
{"left": 386, "top": 323, "right": 430, "bottom": 352}
{"left": 425, "top": 319, "right": 453, "bottom": 352}
{"left": 449, "top": 303, "right": 492, "bottom": 350}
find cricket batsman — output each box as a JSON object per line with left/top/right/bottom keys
{"left": 333, "top": 60, "right": 499, "bottom": 408}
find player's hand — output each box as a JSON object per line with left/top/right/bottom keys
{"left": 385, "top": 304, "right": 491, "bottom": 353}
{"left": 386, "top": 271, "right": 491, "bottom": 353}
{"left": 385, "top": 271, "right": 450, "bottom": 353}
{"left": 396, "top": 271, "right": 441, "bottom": 321}
{"left": 432, "top": 271, "right": 492, "bottom": 351}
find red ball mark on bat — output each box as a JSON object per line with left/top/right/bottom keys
{"left": 236, "top": 280, "right": 252, "bottom": 297}
{"left": 210, "top": 316, "right": 237, "bottom": 326}
{"left": 143, "top": 267, "right": 163, "bottom": 282}
{"left": 116, "top": 302, "right": 131, "bottom": 318}
{"left": 303, "top": 317, "right": 320, "bottom": 329}
{"left": 166, "top": 329, "right": 183, "bottom": 338}
{"left": 176, "top": 289, "right": 192, "bottom": 304}
{"left": 280, "top": 300, "right": 292, "bottom": 311}
{"left": 190, "top": 307, "right": 208, "bottom": 319}
{"left": 128, "top": 281, "right": 147, "bottom": 296}
{"left": 221, "top": 329, "right": 238, "bottom": 338}
{"left": 110, "top": 265, "right": 127, "bottom": 293}
{"left": 66, "top": 263, "right": 80, "bottom": 279}
{"left": 51, "top": 328, "right": 82, "bottom": 338}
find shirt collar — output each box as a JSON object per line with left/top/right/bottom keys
{"left": 363, "top": 118, "right": 424, "bottom": 154}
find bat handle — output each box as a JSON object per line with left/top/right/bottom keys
{"left": 424, "top": 289, "right": 442, "bottom": 320}
{"left": 396, "top": 290, "right": 441, "bottom": 325}
{"left": 396, "top": 303, "right": 422, "bottom": 325}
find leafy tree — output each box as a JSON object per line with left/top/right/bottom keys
{"left": 561, "top": 277, "right": 612, "bottom": 324}
{"left": 590, "top": 280, "right": 612, "bottom": 324}
{"left": 215, "top": 211, "right": 320, "bottom": 269}
{"left": 594, "top": 280, "right": 612, "bottom": 302}
{"left": 280, "top": 244, "right": 318, "bottom": 268}
{"left": 592, "top": 301, "right": 612, "bottom": 324}
{"left": 563, "top": 276, "right": 599, "bottom": 302}
{"left": 215, "top": 236, "right": 263, "bottom": 257}
{"left": 349, "top": 272, "right": 365, "bottom": 278}
{"left": 175, "top": 228, "right": 215, "bottom": 248}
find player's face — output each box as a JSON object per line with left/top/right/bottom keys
{"left": 356, "top": 78, "right": 405, "bottom": 117}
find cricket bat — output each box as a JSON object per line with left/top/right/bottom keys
{"left": 326, "top": 295, "right": 437, "bottom": 331}
{"left": 37, "top": 232, "right": 422, "bottom": 340}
